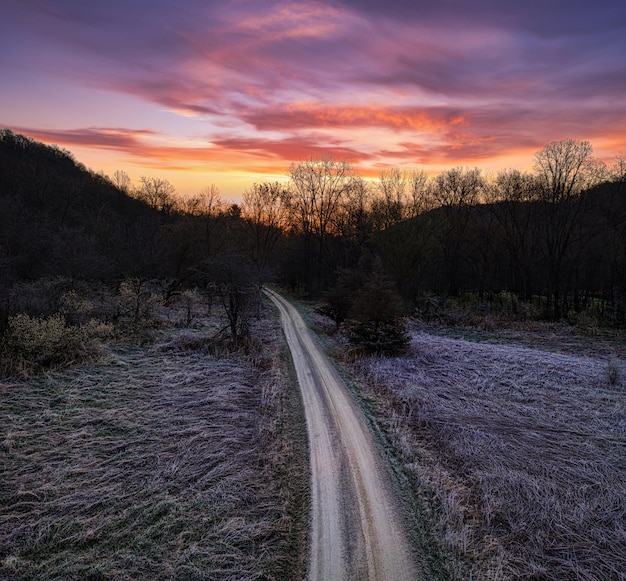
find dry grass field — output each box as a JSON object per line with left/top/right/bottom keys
{"left": 1, "top": 306, "right": 308, "bottom": 580}
{"left": 344, "top": 323, "right": 626, "bottom": 580}
{"left": 4, "top": 289, "right": 625, "bottom": 580}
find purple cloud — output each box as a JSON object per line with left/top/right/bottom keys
{"left": 1, "top": 0, "right": 625, "bottom": 188}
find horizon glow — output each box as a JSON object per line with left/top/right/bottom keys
{"left": 1, "top": 0, "right": 625, "bottom": 200}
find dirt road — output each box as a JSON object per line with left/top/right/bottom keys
{"left": 265, "top": 289, "right": 418, "bottom": 581}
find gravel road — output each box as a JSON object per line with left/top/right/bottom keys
{"left": 266, "top": 289, "right": 418, "bottom": 581}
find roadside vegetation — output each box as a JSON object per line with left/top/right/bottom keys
{"left": 1, "top": 292, "right": 308, "bottom": 580}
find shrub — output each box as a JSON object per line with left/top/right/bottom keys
{"left": 59, "top": 289, "right": 94, "bottom": 325}
{"left": 607, "top": 357, "right": 623, "bottom": 387}
{"left": 7, "top": 313, "right": 67, "bottom": 364}
{"left": 344, "top": 318, "right": 410, "bottom": 355}
{"left": 7, "top": 277, "right": 73, "bottom": 317}
{"left": 177, "top": 288, "right": 202, "bottom": 327}
{"left": 1, "top": 313, "right": 112, "bottom": 376}
{"left": 116, "top": 278, "right": 164, "bottom": 327}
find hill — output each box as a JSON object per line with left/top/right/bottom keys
{"left": 0, "top": 129, "right": 163, "bottom": 284}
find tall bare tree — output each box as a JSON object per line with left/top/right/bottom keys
{"left": 374, "top": 167, "right": 407, "bottom": 230}
{"left": 181, "top": 184, "right": 223, "bottom": 217}
{"left": 286, "top": 156, "right": 352, "bottom": 290}
{"left": 111, "top": 170, "right": 131, "bottom": 194}
{"left": 533, "top": 139, "right": 606, "bottom": 317}
{"left": 534, "top": 139, "right": 604, "bottom": 203}
{"left": 333, "top": 176, "right": 373, "bottom": 246}
{"left": 430, "top": 167, "right": 484, "bottom": 299}
{"left": 610, "top": 154, "right": 626, "bottom": 186}
{"left": 241, "top": 181, "right": 289, "bottom": 292}
{"left": 486, "top": 169, "right": 542, "bottom": 300}
{"left": 407, "top": 168, "right": 431, "bottom": 218}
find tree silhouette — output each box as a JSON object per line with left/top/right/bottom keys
{"left": 533, "top": 139, "right": 606, "bottom": 318}
{"left": 344, "top": 261, "right": 409, "bottom": 355}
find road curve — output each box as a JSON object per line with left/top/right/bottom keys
{"left": 265, "top": 289, "right": 418, "bottom": 581}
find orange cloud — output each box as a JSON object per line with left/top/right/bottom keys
{"left": 7, "top": 127, "right": 159, "bottom": 150}
{"left": 211, "top": 135, "right": 373, "bottom": 165}
{"left": 242, "top": 103, "right": 466, "bottom": 133}
{"left": 5, "top": 125, "right": 372, "bottom": 178}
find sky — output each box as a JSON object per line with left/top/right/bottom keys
{"left": 1, "top": 0, "right": 625, "bottom": 199}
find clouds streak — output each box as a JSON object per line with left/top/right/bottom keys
{"left": 2, "top": 0, "right": 625, "bottom": 190}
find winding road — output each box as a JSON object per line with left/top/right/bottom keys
{"left": 265, "top": 289, "right": 418, "bottom": 581}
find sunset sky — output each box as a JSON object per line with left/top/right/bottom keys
{"left": 2, "top": 0, "right": 625, "bottom": 199}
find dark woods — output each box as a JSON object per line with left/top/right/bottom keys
{"left": 2, "top": 129, "right": 626, "bottom": 342}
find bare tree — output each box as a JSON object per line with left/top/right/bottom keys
{"left": 371, "top": 167, "right": 431, "bottom": 228}
{"left": 333, "top": 176, "right": 373, "bottom": 245}
{"left": 431, "top": 166, "right": 483, "bottom": 209}
{"left": 374, "top": 167, "right": 407, "bottom": 229}
{"left": 534, "top": 139, "right": 606, "bottom": 203}
{"left": 203, "top": 253, "right": 255, "bottom": 346}
{"left": 430, "top": 167, "right": 485, "bottom": 299}
{"left": 609, "top": 154, "right": 626, "bottom": 186}
{"left": 134, "top": 176, "right": 177, "bottom": 214}
{"left": 407, "top": 168, "right": 432, "bottom": 218}
{"left": 486, "top": 169, "right": 542, "bottom": 301}
{"left": 111, "top": 170, "right": 131, "bottom": 194}
{"left": 184, "top": 185, "right": 223, "bottom": 217}
{"left": 242, "top": 182, "right": 288, "bottom": 232}
{"left": 533, "top": 139, "right": 606, "bottom": 318}
{"left": 286, "top": 156, "right": 353, "bottom": 289}
{"left": 241, "top": 181, "right": 289, "bottom": 310}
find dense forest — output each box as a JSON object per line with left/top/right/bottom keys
{"left": 1, "top": 128, "right": 626, "bottom": 347}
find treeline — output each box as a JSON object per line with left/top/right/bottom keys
{"left": 263, "top": 141, "right": 626, "bottom": 327}
{"left": 2, "top": 129, "right": 626, "bottom": 336}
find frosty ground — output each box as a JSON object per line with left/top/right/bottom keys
{"left": 341, "top": 321, "right": 626, "bottom": 580}
{"left": 2, "top": 297, "right": 625, "bottom": 580}
{"left": 1, "top": 307, "right": 308, "bottom": 580}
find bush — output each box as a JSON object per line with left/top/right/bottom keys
{"left": 344, "top": 318, "right": 410, "bottom": 355}
{"left": 116, "top": 278, "right": 164, "bottom": 327}
{"left": 1, "top": 313, "right": 112, "bottom": 376}
{"left": 607, "top": 357, "right": 623, "bottom": 387}
{"left": 59, "top": 289, "right": 94, "bottom": 325}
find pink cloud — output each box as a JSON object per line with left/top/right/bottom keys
{"left": 4, "top": 125, "right": 371, "bottom": 177}
{"left": 6, "top": 126, "right": 159, "bottom": 150}
{"left": 2, "top": 0, "right": 625, "bottom": 193}
{"left": 211, "top": 135, "right": 374, "bottom": 165}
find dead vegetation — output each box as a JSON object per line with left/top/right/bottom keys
{"left": 345, "top": 326, "right": 626, "bottom": 580}
{"left": 0, "top": 304, "right": 308, "bottom": 580}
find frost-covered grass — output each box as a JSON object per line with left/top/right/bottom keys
{"left": 0, "top": 311, "right": 307, "bottom": 580}
{"left": 349, "top": 330, "right": 626, "bottom": 580}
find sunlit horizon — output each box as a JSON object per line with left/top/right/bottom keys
{"left": 2, "top": 0, "right": 625, "bottom": 200}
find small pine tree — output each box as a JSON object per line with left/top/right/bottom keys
{"left": 344, "top": 261, "right": 409, "bottom": 355}
{"left": 317, "top": 267, "right": 365, "bottom": 330}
